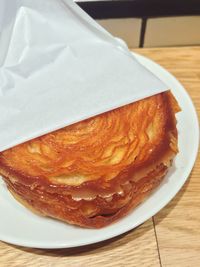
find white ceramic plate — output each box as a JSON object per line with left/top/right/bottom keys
{"left": 0, "top": 53, "right": 199, "bottom": 249}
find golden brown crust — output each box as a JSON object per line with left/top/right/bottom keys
{"left": 0, "top": 91, "right": 180, "bottom": 228}
{"left": 3, "top": 163, "right": 167, "bottom": 228}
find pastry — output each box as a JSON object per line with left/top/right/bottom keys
{"left": 0, "top": 91, "right": 180, "bottom": 228}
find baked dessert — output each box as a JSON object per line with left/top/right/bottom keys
{"left": 0, "top": 91, "right": 180, "bottom": 228}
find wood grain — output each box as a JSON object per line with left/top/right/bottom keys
{"left": 0, "top": 46, "right": 199, "bottom": 267}
{"left": 0, "top": 219, "right": 160, "bottom": 267}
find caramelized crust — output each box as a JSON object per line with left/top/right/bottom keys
{"left": 0, "top": 91, "right": 180, "bottom": 228}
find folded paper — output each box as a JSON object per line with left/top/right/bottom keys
{"left": 0, "top": 0, "right": 168, "bottom": 152}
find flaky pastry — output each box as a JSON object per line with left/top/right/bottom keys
{"left": 0, "top": 91, "right": 180, "bottom": 228}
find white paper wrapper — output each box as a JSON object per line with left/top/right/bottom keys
{"left": 0, "top": 0, "right": 168, "bottom": 152}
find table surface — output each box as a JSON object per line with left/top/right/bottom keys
{"left": 0, "top": 46, "right": 199, "bottom": 267}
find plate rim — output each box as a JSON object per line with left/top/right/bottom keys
{"left": 0, "top": 52, "right": 199, "bottom": 249}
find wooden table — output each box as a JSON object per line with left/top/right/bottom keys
{"left": 0, "top": 47, "right": 199, "bottom": 267}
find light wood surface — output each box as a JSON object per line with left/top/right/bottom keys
{"left": 0, "top": 47, "right": 199, "bottom": 267}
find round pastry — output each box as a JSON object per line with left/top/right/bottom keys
{"left": 0, "top": 91, "right": 180, "bottom": 228}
